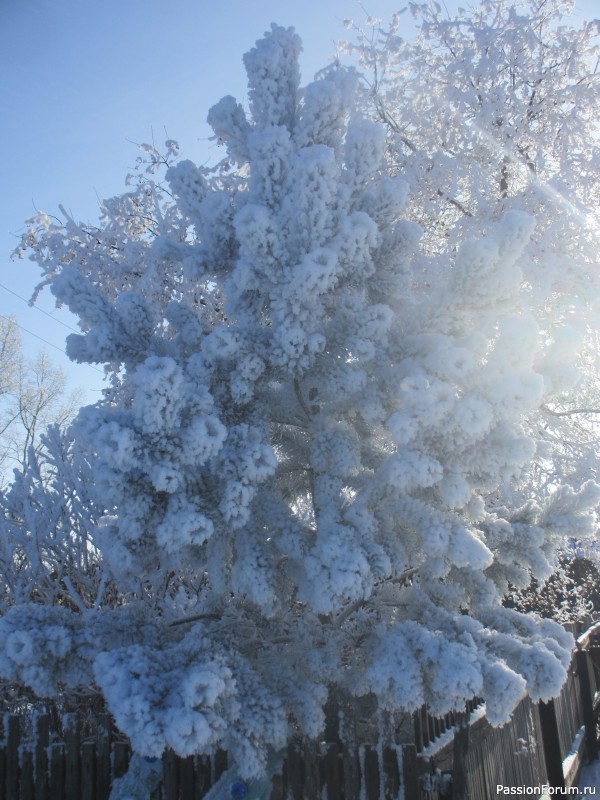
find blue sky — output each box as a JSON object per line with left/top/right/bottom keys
{"left": 1, "top": 0, "right": 598, "bottom": 402}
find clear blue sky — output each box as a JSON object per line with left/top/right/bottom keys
{"left": 1, "top": 0, "right": 597, "bottom": 402}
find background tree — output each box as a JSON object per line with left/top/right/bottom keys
{"left": 342, "top": 0, "right": 599, "bottom": 249}
{"left": 2, "top": 21, "right": 598, "bottom": 797}
{"left": 0, "top": 316, "right": 20, "bottom": 397}
{"left": 343, "top": 0, "right": 600, "bottom": 595}
{"left": 0, "top": 316, "right": 81, "bottom": 483}
{"left": 0, "top": 425, "right": 104, "bottom": 613}
{"left": 0, "top": 424, "right": 108, "bottom": 717}
{"left": 507, "top": 554, "right": 600, "bottom": 624}
{"left": 0, "top": 317, "right": 24, "bottom": 468}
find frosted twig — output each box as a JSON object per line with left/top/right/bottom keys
{"left": 293, "top": 378, "right": 311, "bottom": 418}
{"left": 169, "top": 612, "right": 221, "bottom": 627}
{"left": 334, "top": 567, "right": 419, "bottom": 627}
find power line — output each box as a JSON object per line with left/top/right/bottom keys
{"left": 0, "top": 313, "right": 105, "bottom": 375}
{"left": 0, "top": 281, "right": 79, "bottom": 333}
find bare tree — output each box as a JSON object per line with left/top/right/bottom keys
{"left": 0, "top": 317, "right": 20, "bottom": 397}
{"left": 0, "top": 317, "right": 80, "bottom": 482}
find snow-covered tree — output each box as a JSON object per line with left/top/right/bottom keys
{"left": 0, "top": 425, "right": 104, "bottom": 613}
{"left": 2, "top": 22, "right": 599, "bottom": 795}
{"left": 343, "top": 0, "right": 600, "bottom": 555}
{"left": 342, "top": 0, "right": 599, "bottom": 247}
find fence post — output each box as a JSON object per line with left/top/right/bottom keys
{"left": 538, "top": 699, "right": 565, "bottom": 788}
{"left": 576, "top": 648, "right": 599, "bottom": 762}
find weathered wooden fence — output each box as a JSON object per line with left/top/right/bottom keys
{"left": 1, "top": 633, "right": 599, "bottom": 799}
{"left": 421, "top": 639, "right": 600, "bottom": 799}
{"left": 0, "top": 714, "right": 412, "bottom": 800}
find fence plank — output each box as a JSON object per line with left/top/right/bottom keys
{"left": 81, "top": 740, "right": 96, "bottom": 800}
{"left": 214, "top": 748, "right": 228, "bottom": 782}
{"left": 0, "top": 716, "right": 4, "bottom": 800}
{"left": 413, "top": 709, "right": 424, "bottom": 753}
{"left": 322, "top": 742, "right": 341, "bottom": 798}
{"left": 467, "top": 745, "right": 485, "bottom": 800}
{"left": 302, "top": 741, "right": 320, "bottom": 800}
{"left": 402, "top": 744, "right": 419, "bottom": 800}
{"left": 428, "top": 712, "right": 437, "bottom": 743}
{"left": 362, "top": 745, "right": 380, "bottom": 800}
{"left": 481, "top": 740, "right": 493, "bottom": 800}
{"left": 420, "top": 707, "right": 430, "bottom": 749}
{"left": 382, "top": 746, "right": 400, "bottom": 799}
{"left": 285, "top": 742, "right": 303, "bottom": 800}
{"left": 64, "top": 714, "right": 81, "bottom": 799}
{"left": 269, "top": 771, "right": 284, "bottom": 800}
{"left": 163, "top": 749, "right": 179, "bottom": 800}
{"left": 452, "top": 719, "right": 469, "bottom": 800}
{"left": 179, "top": 755, "right": 195, "bottom": 800}
{"left": 35, "top": 714, "right": 50, "bottom": 800}
{"left": 6, "top": 714, "right": 20, "bottom": 800}
{"left": 342, "top": 741, "right": 360, "bottom": 800}
{"left": 50, "top": 743, "right": 65, "bottom": 799}
{"left": 96, "top": 714, "right": 112, "bottom": 800}
{"left": 510, "top": 703, "right": 527, "bottom": 789}
{"left": 577, "top": 648, "right": 599, "bottom": 762}
{"left": 530, "top": 703, "right": 546, "bottom": 788}
{"left": 20, "top": 747, "right": 34, "bottom": 800}
{"left": 113, "top": 741, "right": 130, "bottom": 781}
{"left": 539, "top": 699, "right": 566, "bottom": 789}
{"left": 195, "top": 755, "right": 212, "bottom": 800}
{"left": 504, "top": 719, "right": 520, "bottom": 792}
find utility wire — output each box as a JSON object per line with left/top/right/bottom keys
{"left": 0, "top": 313, "right": 105, "bottom": 375}
{"left": 0, "top": 281, "right": 79, "bottom": 333}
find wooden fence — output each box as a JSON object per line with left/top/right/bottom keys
{"left": 429, "top": 647, "right": 599, "bottom": 799}
{"left": 1, "top": 637, "right": 599, "bottom": 799}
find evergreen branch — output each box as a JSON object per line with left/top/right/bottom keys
{"left": 334, "top": 567, "right": 419, "bottom": 627}
{"left": 543, "top": 406, "right": 600, "bottom": 417}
